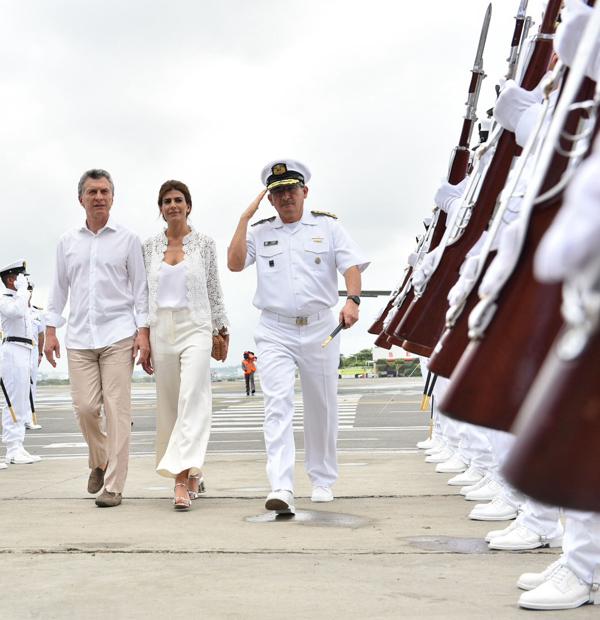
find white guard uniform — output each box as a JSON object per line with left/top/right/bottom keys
{"left": 245, "top": 209, "right": 369, "bottom": 491}
{"left": 0, "top": 288, "right": 34, "bottom": 455}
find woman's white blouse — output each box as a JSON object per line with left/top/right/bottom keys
{"left": 157, "top": 261, "right": 188, "bottom": 310}
{"left": 143, "top": 227, "right": 229, "bottom": 332}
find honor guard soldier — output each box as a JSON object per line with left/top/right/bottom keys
{"left": 0, "top": 260, "right": 41, "bottom": 464}
{"left": 227, "top": 159, "right": 369, "bottom": 514}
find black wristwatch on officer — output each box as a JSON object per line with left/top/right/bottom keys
{"left": 346, "top": 295, "right": 361, "bottom": 306}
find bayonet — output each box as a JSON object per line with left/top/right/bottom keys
{"left": 464, "top": 3, "right": 492, "bottom": 124}
{"left": 506, "top": 0, "right": 529, "bottom": 80}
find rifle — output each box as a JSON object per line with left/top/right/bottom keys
{"left": 368, "top": 4, "right": 492, "bottom": 340}
{"left": 503, "top": 254, "right": 600, "bottom": 511}
{"left": 394, "top": 0, "right": 561, "bottom": 357}
{"left": 440, "top": 41, "right": 599, "bottom": 430}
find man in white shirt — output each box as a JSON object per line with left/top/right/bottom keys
{"left": 227, "top": 159, "right": 369, "bottom": 514}
{"left": 45, "top": 169, "right": 150, "bottom": 508}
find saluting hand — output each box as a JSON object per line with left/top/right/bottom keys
{"left": 241, "top": 189, "right": 267, "bottom": 221}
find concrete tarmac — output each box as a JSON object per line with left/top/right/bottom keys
{"left": 1, "top": 379, "right": 594, "bottom": 618}
{"left": 1, "top": 453, "right": 594, "bottom": 619}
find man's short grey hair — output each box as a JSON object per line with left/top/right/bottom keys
{"left": 78, "top": 169, "right": 114, "bottom": 200}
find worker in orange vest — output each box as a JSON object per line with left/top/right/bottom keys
{"left": 242, "top": 351, "right": 256, "bottom": 396}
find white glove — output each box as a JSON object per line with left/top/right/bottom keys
{"left": 448, "top": 255, "right": 480, "bottom": 308}
{"left": 535, "top": 139, "right": 600, "bottom": 282}
{"left": 494, "top": 79, "right": 544, "bottom": 134}
{"left": 433, "top": 177, "right": 468, "bottom": 213}
{"left": 479, "top": 221, "right": 522, "bottom": 298}
{"left": 15, "top": 274, "right": 29, "bottom": 298}
{"left": 407, "top": 252, "right": 419, "bottom": 267}
{"left": 555, "top": 0, "right": 600, "bottom": 79}
{"left": 412, "top": 247, "right": 441, "bottom": 290}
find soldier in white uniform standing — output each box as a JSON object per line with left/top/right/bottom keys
{"left": 0, "top": 260, "right": 41, "bottom": 465}
{"left": 228, "top": 159, "right": 369, "bottom": 514}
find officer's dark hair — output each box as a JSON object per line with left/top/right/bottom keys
{"left": 158, "top": 180, "right": 192, "bottom": 214}
{"left": 78, "top": 169, "right": 114, "bottom": 200}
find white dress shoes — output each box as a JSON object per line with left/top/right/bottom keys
{"left": 485, "top": 520, "right": 518, "bottom": 542}
{"left": 5, "top": 452, "right": 35, "bottom": 465}
{"left": 464, "top": 477, "right": 503, "bottom": 502}
{"left": 448, "top": 465, "right": 483, "bottom": 487}
{"left": 425, "top": 447, "right": 454, "bottom": 463}
{"left": 311, "top": 487, "right": 334, "bottom": 502}
{"left": 0, "top": 462, "right": 7, "bottom": 470}
{"left": 416, "top": 436, "right": 437, "bottom": 450}
{"left": 488, "top": 524, "right": 563, "bottom": 550}
{"left": 459, "top": 473, "right": 491, "bottom": 496}
{"left": 435, "top": 453, "right": 468, "bottom": 474}
{"left": 25, "top": 423, "right": 42, "bottom": 430}
{"left": 20, "top": 449, "right": 41, "bottom": 462}
{"left": 517, "top": 559, "right": 564, "bottom": 591}
{"left": 468, "top": 496, "right": 518, "bottom": 521}
{"left": 518, "top": 565, "right": 598, "bottom": 610}
{"left": 265, "top": 490, "right": 295, "bottom": 514}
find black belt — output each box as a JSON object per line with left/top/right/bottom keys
{"left": 3, "top": 336, "right": 34, "bottom": 346}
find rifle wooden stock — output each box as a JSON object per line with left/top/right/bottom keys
{"left": 427, "top": 253, "right": 496, "bottom": 378}
{"left": 373, "top": 332, "right": 393, "bottom": 350}
{"left": 393, "top": 1, "right": 560, "bottom": 357}
{"left": 503, "top": 324, "right": 600, "bottom": 511}
{"left": 440, "top": 78, "right": 598, "bottom": 430}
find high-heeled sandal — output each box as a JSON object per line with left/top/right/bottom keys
{"left": 173, "top": 482, "right": 191, "bottom": 511}
{"left": 187, "top": 474, "right": 206, "bottom": 500}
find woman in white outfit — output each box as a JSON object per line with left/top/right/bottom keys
{"left": 142, "top": 180, "right": 229, "bottom": 510}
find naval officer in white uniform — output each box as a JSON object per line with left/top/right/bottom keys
{"left": 0, "top": 260, "right": 41, "bottom": 464}
{"left": 228, "top": 159, "right": 369, "bottom": 514}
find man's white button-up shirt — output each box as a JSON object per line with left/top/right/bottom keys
{"left": 244, "top": 210, "right": 369, "bottom": 316}
{"left": 46, "top": 218, "right": 149, "bottom": 350}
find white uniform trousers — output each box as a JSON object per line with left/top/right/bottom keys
{"left": 518, "top": 498, "right": 562, "bottom": 538}
{"left": 487, "top": 428, "right": 523, "bottom": 507}
{"left": 27, "top": 347, "right": 39, "bottom": 425}
{"left": 255, "top": 309, "right": 339, "bottom": 492}
{"left": 1, "top": 343, "right": 30, "bottom": 452}
{"left": 458, "top": 423, "right": 496, "bottom": 472}
{"left": 563, "top": 511, "right": 600, "bottom": 586}
{"left": 151, "top": 309, "right": 213, "bottom": 478}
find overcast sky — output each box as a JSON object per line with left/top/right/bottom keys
{"left": 0, "top": 0, "right": 545, "bottom": 374}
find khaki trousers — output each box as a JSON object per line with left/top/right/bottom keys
{"left": 67, "top": 336, "right": 134, "bottom": 494}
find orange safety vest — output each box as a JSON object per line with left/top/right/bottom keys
{"left": 242, "top": 359, "right": 256, "bottom": 375}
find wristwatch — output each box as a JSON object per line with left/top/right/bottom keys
{"left": 347, "top": 295, "right": 361, "bottom": 306}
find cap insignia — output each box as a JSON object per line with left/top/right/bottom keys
{"left": 272, "top": 163, "right": 287, "bottom": 176}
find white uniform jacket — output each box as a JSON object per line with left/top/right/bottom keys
{"left": 244, "top": 210, "right": 369, "bottom": 316}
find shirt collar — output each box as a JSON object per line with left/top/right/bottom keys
{"left": 161, "top": 224, "right": 195, "bottom": 245}
{"left": 270, "top": 209, "right": 316, "bottom": 229}
{"left": 80, "top": 216, "right": 118, "bottom": 234}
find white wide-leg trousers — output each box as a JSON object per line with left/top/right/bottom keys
{"left": 151, "top": 309, "right": 213, "bottom": 479}
{"left": 255, "top": 310, "right": 340, "bottom": 492}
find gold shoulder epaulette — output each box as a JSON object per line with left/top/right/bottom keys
{"left": 311, "top": 210, "right": 337, "bottom": 219}
{"left": 251, "top": 216, "right": 276, "bottom": 227}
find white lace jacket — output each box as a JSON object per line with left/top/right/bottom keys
{"left": 143, "top": 227, "right": 229, "bottom": 333}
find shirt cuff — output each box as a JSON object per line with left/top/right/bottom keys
{"left": 135, "top": 313, "right": 149, "bottom": 329}
{"left": 45, "top": 312, "right": 66, "bottom": 328}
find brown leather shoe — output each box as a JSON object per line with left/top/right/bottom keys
{"left": 95, "top": 489, "right": 122, "bottom": 508}
{"left": 87, "top": 467, "right": 105, "bottom": 494}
